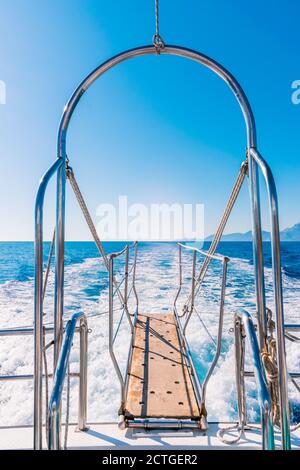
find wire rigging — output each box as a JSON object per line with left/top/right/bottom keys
{"left": 153, "top": 0, "right": 165, "bottom": 51}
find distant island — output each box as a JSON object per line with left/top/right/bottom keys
{"left": 205, "top": 222, "right": 300, "bottom": 242}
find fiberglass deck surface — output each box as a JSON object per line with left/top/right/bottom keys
{"left": 124, "top": 313, "right": 201, "bottom": 420}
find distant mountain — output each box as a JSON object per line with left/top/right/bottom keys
{"left": 281, "top": 223, "right": 300, "bottom": 241}
{"left": 205, "top": 223, "right": 300, "bottom": 242}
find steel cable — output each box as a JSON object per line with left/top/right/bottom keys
{"left": 153, "top": 0, "right": 165, "bottom": 51}
{"left": 183, "top": 161, "right": 247, "bottom": 313}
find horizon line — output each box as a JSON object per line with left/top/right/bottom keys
{"left": 0, "top": 240, "right": 298, "bottom": 243}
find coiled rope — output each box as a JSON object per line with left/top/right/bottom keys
{"left": 261, "top": 339, "right": 281, "bottom": 427}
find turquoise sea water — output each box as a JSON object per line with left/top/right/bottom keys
{"left": 0, "top": 241, "right": 299, "bottom": 426}
{"left": 1, "top": 241, "right": 300, "bottom": 284}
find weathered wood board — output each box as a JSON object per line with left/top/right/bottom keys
{"left": 124, "top": 313, "right": 200, "bottom": 419}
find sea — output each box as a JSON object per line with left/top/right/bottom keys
{"left": 0, "top": 241, "right": 299, "bottom": 426}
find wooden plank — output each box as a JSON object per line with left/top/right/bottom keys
{"left": 124, "top": 313, "right": 201, "bottom": 420}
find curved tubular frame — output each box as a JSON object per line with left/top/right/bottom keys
{"left": 38, "top": 44, "right": 289, "bottom": 449}
{"left": 57, "top": 45, "right": 257, "bottom": 153}
{"left": 107, "top": 243, "right": 139, "bottom": 416}
{"left": 238, "top": 310, "right": 275, "bottom": 450}
{"left": 249, "top": 148, "right": 290, "bottom": 449}
{"left": 48, "top": 312, "right": 87, "bottom": 450}
{"left": 34, "top": 158, "right": 63, "bottom": 450}
{"left": 55, "top": 43, "right": 264, "bottom": 345}
{"left": 200, "top": 258, "right": 229, "bottom": 411}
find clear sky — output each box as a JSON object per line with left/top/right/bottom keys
{"left": 0, "top": 0, "right": 299, "bottom": 241}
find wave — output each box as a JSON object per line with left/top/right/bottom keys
{"left": 0, "top": 243, "right": 299, "bottom": 426}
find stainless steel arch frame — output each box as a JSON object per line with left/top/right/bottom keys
{"left": 55, "top": 43, "right": 264, "bottom": 351}
{"left": 48, "top": 311, "right": 88, "bottom": 450}
{"left": 34, "top": 158, "right": 63, "bottom": 450}
{"left": 236, "top": 310, "right": 275, "bottom": 450}
{"left": 57, "top": 45, "right": 257, "bottom": 152}
{"left": 55, "top": 45, "right": 262, "bottom": 356}
{"left": 34, "top": 44, "right": 290, "bottom": 448}
{"left": 249, "top": 147, "right": 290, "bottom": 449}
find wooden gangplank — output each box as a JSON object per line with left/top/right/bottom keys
{"left": 124, "top": 313, "right": 201, "bottom": 420}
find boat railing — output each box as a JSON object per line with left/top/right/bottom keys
{"left": 23, "top": 26, "right": 294, "bottom": 448}
{"left": 0, "top": 158, "right": 67, "bottom": 448}
{"left": 174, "top": 242, "right": 230, "bottom": 419}
{"left": 231, "top": 310, "right": 275, "bottom": 450}
{"left": 0, "top": 324, "right": 80, "bottom": 382}
{"left": 31, "top": 150, "right": 292, "bottom": 449}
{"left": 25, "top": 34, "right": 294, "bottom": 449}
{"left": 34, "top": 158, "right": 64, "bottom": 449}
{"left": 248, "top": 147, "right": 290, "bottom": 449}
{"left": 48, "top": 311, "right": 88, "bottom": 450}
{"left": 108, "top": 242, "right": 139, "bottom": 422}
{"left": 174, "top": 147, "right": 291, "bottom": 448}
{"left": 0, "top": 312, "right": 88, "bottom": 450}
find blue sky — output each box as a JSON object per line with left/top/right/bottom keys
{"left": 0, "top": 0, "right": 299, "bottom": 240}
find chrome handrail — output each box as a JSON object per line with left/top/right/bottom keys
{"left": 249, "top": 147, "right": 290, "bottom": 449}
{"left": 200, "top": 258, "right": 229, "bottom": 413}
{"left": 237, "top": 310, "right": 275, "bottom": 450}
{"left": 48, "top": 312, "right": 88, "bottom": 450}
{"left": 110, "top": 241, "right": 137, "bottom": 259}
{"left": 177, "top": 242, "right": 228, "bottom": 262}
{"left": 174, "top": 243, "right": 230, "bottom": 421}
{"left": 173, "top": 304, "right": 204, "bottom": 426}
{"left": 175, "top": 243, "right": 229, "bottom": 331}
{"left": 110, "top": 245, "right": 129, "bottom": 259}
{"left": 0, "top": 326, "right": 55, "bottom": 337}
{"left": 34, "top": 158, "right": 63, "bottom": 449}
{"left": 174, "top": 242, "right": 229, "bottom": 319}
{"left": 285, "top": 324, "right": 300, "bottom": 332}
{"left": 108, "top": 242, "right": 139, "bottom": 420}
{"left": 57, "top": 45, "right": 256, "bottom": 161}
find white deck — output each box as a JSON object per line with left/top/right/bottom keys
{"left": 1, "top": 422, "right": 300, "bottom": 450}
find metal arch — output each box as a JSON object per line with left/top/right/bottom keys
{"left": 32, "top": 42, "right": 290, "bottom": 449}
{"left": 57, "top": 44, "right": 257, "bottom": 158}
{"left": 54, "top": 43, "right": 260, "bottom": 386}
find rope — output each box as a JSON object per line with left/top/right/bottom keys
{"left": 261, "top": 341, "right": 278, "bottom": 382}
{"left": 38, "top": 166, "right": 138, "bottom": 446}
{"left": 183, "top": 160, "right": 248, "bottom": 313}
{"left": 194, "top": 306, "right": 216, "bottom": 345}
{"left": 261, "top": 341, "right": 281, "bottom": 427}
{"left": 155, "top": 0, "right": 159, "bottom": 35}
{"left": 67, "top": 165, "right": 109, "bottom": 270}
{"left": 266, "top": 309, "right": 300, "bottom": 430}
{"left": 217, "top": 318, "right": 246, "bottom": 445}
{"left": 217, "top": 424, "right": 245, "bottom": 445}
{"left": 42, "top": 228, "right": 56, "bottom": 302}
{"left": 218, "top": 422, "right": 265, "bottom": 445}
{"left": 113, "top": 308, "right": 126, "bottom": 343}
{"left": 66, "top": 164, "right": 125, "bottom": 309}
{"left": 4, "top": 307, "right": 120, "bottom": 332}
{"left": 265, "top": 311, "right": 285, "bottom": 428}
{"left": 63, "top": 362, "right": 71, "bottom": 450}
{"left": 42, "top": 326, "right": 50, "bottom": 446}
{"left": 153, "top": 0, "right": 165, "bottom": 51}
{"left": 290, "top": 376, "right": 300, "bottom": 431}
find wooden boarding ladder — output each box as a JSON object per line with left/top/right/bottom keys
{"left": 108, "top": 243, "right": 229, "bottom": 430}
{"left": 125, "top": 313, "right": 201, "bottom": 424}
